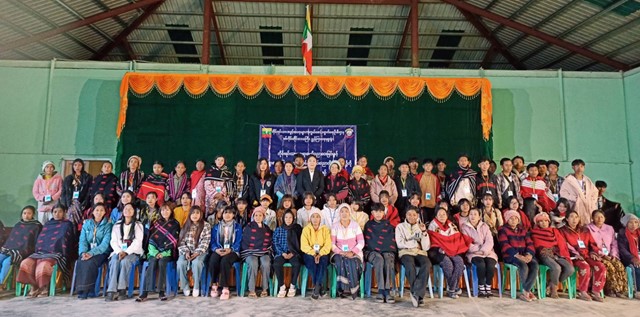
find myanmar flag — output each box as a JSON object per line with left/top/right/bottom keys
{"left": 261, "top": 127, "right": 272, "bottom": 138}
{"left": 302, "top": 5, "right": 312, "bottom": 75}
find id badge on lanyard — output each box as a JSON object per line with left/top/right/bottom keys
{"left": 532, "top": 194, "right": 539, "bottom": 200}
{"left": 313, "top": 244, "right": 320, "bottom": 253}
{"left": 260, "top": 189, "right": 267, "bottom": 197}
{"left": 401, "top": 189, "right": 407, "bottom": 197}
{"left": 73, "top": 191, "right": 80, "bottom": 200}
{"left": 121, "top": 243, "right": 128, "bottom": 251}
{"left": 577, "top": 239, "right": 586, "bottom": 249}
{"left": 44, "top": 195, "right": 52, "bottom": 202}
{"left": 342, "top": 244, "right": 349, "bottom": 252}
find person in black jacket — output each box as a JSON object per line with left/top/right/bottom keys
{"left": 394, "top": 161, "right": 419, "bottom": 221}
{"left": 62, "top": 158, "right": 93, "bottom": 231}
{"left": 295, "top": 155, "right": 325, "bottom": 208}
{"left": 249, "top": 158, "right": 276, "bottom": 209}
{"left": 616, "top": 214, "right": 640, "bottom": 299}
{"left": 596, "top": 180, "right": 626, "bottom": 232}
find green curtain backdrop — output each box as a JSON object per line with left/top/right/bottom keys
{"left": 117, "top": 88, "right": 492, "bottom": 174}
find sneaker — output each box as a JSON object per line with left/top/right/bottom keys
{"left": 527, "top": 291, "right": 538, "bottom": 301}
{"left": 210, "top": 285, "right": 219, "bottom": 298}
{"left": 220, "top": 288, "right": 230, "bottom": 300}
{"left": 105, "top": 292, "right": 116, "bottom": 302}
{"left": 118, "top": 290, "right": 126, "bottom": 300}
{"left": 386, "top": 293, "right": 396, "bottom": 304}
{"left": 311, "top": 293, "right": 319, "bottom": 300}
{"left": 447, "top": 291, "right": 459, "bottom": 299}
{"left": 192, "top": 289, "right": 200, "bottom": 297}
{"left": 410, "top": 292, "right": 419, "bottom": 308}
{"left": 135, "top": 292, "right": 148, "bottom": 302}
{"left": 577, "top": 291, "right": 592, "bottom": 301}
{"left": 159, "top": 292, "right": 168, "bottom": 301}
{"left": 287, "top": 286, "right": 296, "bottom": 297}
{"left": 418, "top": 297, "right": 425, "bottom": 307}
{"left": 376, "top": 293, "right": 385, "bottom": 303}
{"left": 278, "top": 286, "right": 287, "bottom": 298}
{"left": 183, "top": 289, "right": 191, "bottom": 297}
{"left": 456, "top": 288, "right": 463, "bottom": 295}
{"left": 485, "top": 286, "right": 494, "bottom": 298}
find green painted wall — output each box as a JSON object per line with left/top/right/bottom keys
{"left": 624, "top": 69, "right": 640, "bottom": 212}
{"left": 0, "top": 61, "right": 636, "bottom": 224}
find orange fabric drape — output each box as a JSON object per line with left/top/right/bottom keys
{"left": 117, "top": 73, "right": 492, "bottom": 140}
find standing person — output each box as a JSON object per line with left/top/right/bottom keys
{"left": 461, "top": 208, "right": 498, "bottom": 297}
{"left": 62, "top": 158, "right": 93, "bottom": 230}
{"left": 434, "top": 158, "right": 448, "bottom": 201}
{"left": 512, "top": 156, "right": 526, "bottom": 181}
{"left": 274, "top": 161, "right": 297, "bottom": 206}
{"left": 499, "top": 210, "right": 538, "bottom": 302}
{"left": 106, "top": 203, "right": 144, "bottom": 301}
{"left": 273, "top": 160, "right": 285, "bottom": 177}
{"left": 292, "top": 153, "right": 307, "bottom": 175}
{"left": 136, "top": 204, "right": 180, "bottom": 302}
{"left": 530, "top": 212, "right": 574, "bottom": 299}
{"left": 617, "top": 214, "right": 640, "bottom": 300}
{"left": 90, "top": 161, "right": 119, "bottom": 210}
{"left": 250, "top": 158, "right": 277, "bottom": 209}
{"left": 337, "top": 156, "right": 350, "bottom": 180}
{"left": 453, "top": 199, "right": 471, "bottom": 227}
{"left": 331, "top": 203, "right": 365, "bottom": 300}
{"left": 560, "top": 159, "right": 598, "bottom": 226}
{"left": 118, "top": 155, "right": 144, "bottom": 196}
{"left": 587, "top": 209, "right": 628, "bottom": 297}
{"left": 595, "top": 180, "right": 626, "bottom": 232}
{"left": 480, "top": 194, "right": 504, "bottom": 242}
{"left": 190, "top": 159, "right": 207, "bottom": 208}
{"left": 301, "top": 209, "right": 331, "bottom": 299}
{"left": 350, "top": 199, "right": 369, "bottom": 231}
{"left": 417, "top": 159, "right": 440, "bottom": 222}
{"left": 348, "top": 166, "right": 371, "bottom": 209}
{"left": 166, "top": 161, "right": 190, "bottom": 204}
{"left": 76, "top": 203, "right": 112, "bottom": 299}
{"left": 475, "top": 158, "right": 500, "bottom": 208}
{"left": 235, "top": 198, "right": 250, "bottom": 228}
{"left": 376, "top": 191, "right": 401, "bottom": 228}
{"left": 273, "top": 209, "right": 303, "bottom": 298}
{"left": 383, "top": 156, "right": 396, "bottom": 179}
{"left": 370, "top": 165, "right": 398, "bottom": 205}
{"left": 364, "top": 203, "right": 397, "bottom": 303}
{"left": 137, "top": 161, "right": 168, "bottom": 205}
{"left": 324, "top": 160, "right": 348, "bottom": 203}
{"left": 520, "top": 164, "right": 556, "bottom": 212}
{"left": 177, "top": 206, "right": 211, "bottom": 297}
{"left": 535, "top": 160, "right": 548, "bottom": 180}
{"left": 208, "top": 206, "right": 242, "bottom": 300}
{"left": 551, "top": 198, "right": 572, "bottom": 228}
{"left": 0, "top": 206, "right": 42, "bottom": 284}
{"left": 204, "top": 156, "right": 233, "bottom": 215}
{"left": 496, "top": 157, "right": 522, "bottom": 210}
{"left": 446, "top": 154, "right": 477, "bottom": 207}
{"left": 428, "top": 207, "right": 471, "bottom": 299}
{"left": 230, "top": 161, "right": 250, "bottom": 204}
{"left": 395, "top": 161, "right": 419, "bottom": 220}
{"left": 32, "top": 160, "right": 63, "bottom": 224}
{"left": 545, "top": 160, "right": 564, "bottom": 201}
{"left": 275, "top": 194, "right": 296, "bottom": 227}
{"left": 396, "top": 206, "right": 431, "bottom": 307}
{"left": 408, "top": 157, "right": 420, "bottom": 178}
{"left": 17, "top": 204, "right": 75, "bottom": 298}
{"left": 357, "top": 155, "right": 375, "bottom": 182}
{"left": 295, "top": 155, "right": 324, "bottom": 208}
{"left": 240, "top": 208, "right": 273, "bottom": 298}
{"left": 560, "top": 210, "right": 606, "bottom": 302}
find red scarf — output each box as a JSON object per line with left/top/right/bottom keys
{"left": 530, "top": 226, "right": 571, "bottom": 261}
{"left": 626, "top": 228, "right": 640, "bottom": 261}
{"left": 429, "top": 219, "right": 472, "bottom": 257}
{"left": 378, "top": 175, "right": 388, "bottom": 186}
{"left": 190, "top": 170, "right": 205, "bottom": 190}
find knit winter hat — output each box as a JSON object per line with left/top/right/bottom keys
{"left": 329, "top": 160, "right": 341, "bottom": 171}
{"left": 127, "top": 155, "right": 142, "bottom": 168}
{"left": 504, "top": 210, "right": 521, "bottom": 223}
{"left": 621, "top": 214, "right": 639, "bottom": 227}
{"left": 308, "top": 209, "right": 322, "bottom": 222}
{"left": 351, "top": 165, "right": 365, "bottom": 176}
{"left": 337, "top": 203, "right": 352, "bottom": 217}
{"left": 252, "top": 206, "right": 266, "bottom": 216}
{"left": 383, "top": 156, "right": 395, "bottom": 164}
{"left": 41, "top": 160, "right": 55, "bottom": 172}
{"left": 533, "top": 212, "right": 550, "bottom": 225}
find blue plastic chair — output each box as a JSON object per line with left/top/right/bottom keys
{"left": 469, "top": 262, "right": 502, "bottom": 298}
{"left": 138, "top": 260, "right": 178, "bottom": 296}
{"left": 433, "top": 263, "right": 471, "bottom": 298}
{"left": 203, "top": 262, "right": 243, "bottom": 297}
{"left": 102, "top": 259, "right": 140, "bottom": 298}
{"left": 70, "top": 260, "right": 107, "bottom": 296}
{"left": 398, "top": 264, "right": 434, "bottom": 299}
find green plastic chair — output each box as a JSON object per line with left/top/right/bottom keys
{"left": 1, "top": 264, "right": 15, "bottom": 292}
{"left": 270, "top": 263, "right": 307, "bottom": 297}
{"left": 239, "top": 262, "right": 273, "bottom": 297}
{"left": 625, "top": 266, "right": 635, "bottom": 299}
{"left": 16, "top": 264, "right": 66, "bottom": 297}
{"left": 329, "top": 264, "right": 365, "bottom": 299}
{"left": 539, "top": 264, "right": 576, "bottom": 299}
{"left": 501, "top": 263, "right": 542, "bottom": 299}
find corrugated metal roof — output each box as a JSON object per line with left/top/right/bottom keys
{"left": 0, "top": 0, "right": 637, "bottom": 71}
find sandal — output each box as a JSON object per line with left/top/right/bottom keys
{"left": 577, "top": 291, "right": 592, "bottom": 301}
{"left": 518, "top": 293, "right": 532, "bottom": 302}
{"left": 260, "top": 290, "right": 269, "bottom": 297}
{"left": 248, "top": 291, "right": 257, "bottom": 298}
{"left": 210, "top": 285, "right": 219, "bottom": 298}
{"left": 527, "top": 292, "right": 538, "bottom": 301}
{"left": 27, "top": 288, "right": 41, "bottom": 298}
{"left": 592, "top": 292, "right": 604, "bottom": 302}
{"left": 220, "top": 288, "right": 230, "bottom": 300}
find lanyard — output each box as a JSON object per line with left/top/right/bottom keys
{"left": 401, "top": 177, "right": 406, "bottom": 188}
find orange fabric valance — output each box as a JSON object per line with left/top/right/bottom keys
{"left": 118, "top": 73, "right": 492, "bottom": 140}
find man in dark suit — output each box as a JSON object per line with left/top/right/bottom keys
{"left": 296, "top": 154, "right": 325, "bottom": 208}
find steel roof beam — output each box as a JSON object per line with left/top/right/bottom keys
{"left": 395, "top": 6, "right": 412, "bottom": 66}
{"left": 222, "top": 0, "right": 411, "bottom": 4}
{"left": 0, "top": 0, "right": 163, "bottom": 53}
{"left": 441, "top": 0, "right": 629, "bottom": 70}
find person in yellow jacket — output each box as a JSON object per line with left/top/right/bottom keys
{"left": 301, "top": 209, "right": 332, "bottom": 300}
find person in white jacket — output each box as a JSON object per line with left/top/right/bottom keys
{"left": 106, "top": 203, "right": 144, "bottom": 301}
{"left": 395, "top": 206, "right": 431, "bottom": 308}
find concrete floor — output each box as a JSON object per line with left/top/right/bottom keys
{"left": 1, "top": 290, "right": 639, "bottom": 317}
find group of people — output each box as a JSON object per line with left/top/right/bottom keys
{"left": 0, "top": 153, "right": 638, "bottom": 307}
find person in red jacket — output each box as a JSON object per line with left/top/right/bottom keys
{"left": 370, "top": 190, "right": 400, "bottom": 227}
{"left": 560, "top": 210, "right": 606, "bottom": 302}
{"left": 520, "top": 164, "right": 556, "bottom": 212}
{"left": 498, "top": 210, "right": 538, "bottom": 302}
